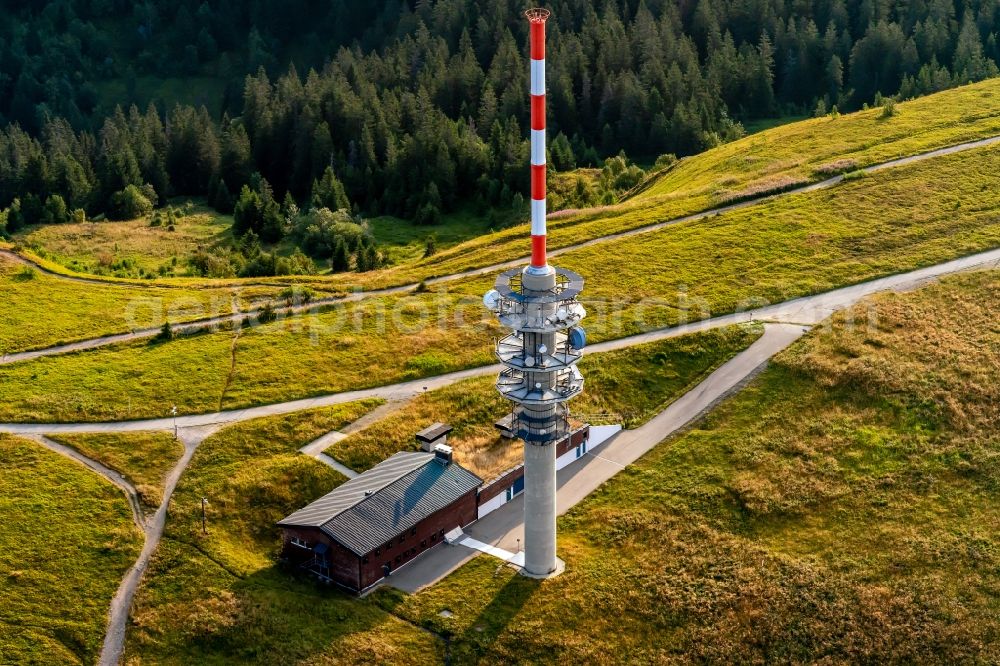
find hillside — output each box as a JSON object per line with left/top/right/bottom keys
{"left": 5, "top": 132, "right": 1000, "bottom": 422}
{"left": 379, "top": 268, "right": 1000, "bottom": 662}
{"left": 1, "top": 45, "right": 1000, "bottom": 666}
{"left": 6, "top": 78, "right": 1000, "bottom": 297}
{"left": 3, "top": 0, "right": 1000, "bottom": 279}
{"left": 0, "top": 434, "right": 143, "bottom": 665}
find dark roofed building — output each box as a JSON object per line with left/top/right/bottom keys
{"left": 278, "top": 445, "right": 481, "bottom": 592}
{"left": 415, "top": 422, "right": 453, "bottom": 451}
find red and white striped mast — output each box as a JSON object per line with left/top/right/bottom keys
{"left": 527, "top": 7, "right": 550, "bottom": 272}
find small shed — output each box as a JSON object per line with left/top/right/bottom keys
{"left": 415, "top": 422, "right": 453, "bottom": 451}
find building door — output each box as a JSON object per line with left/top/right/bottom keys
{"left": 512, "top": 475, "right": 525, "bottom": 496}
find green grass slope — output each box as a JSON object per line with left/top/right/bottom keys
{"left": 4, "top": 138, "right": 997, "bottom": 424}
{"left": 639, "top": 79, "right": 1000, "bottom": 202}
{"left": 0, "top": 253, "right": 316, "bottom": 355}
{"left": 380, "top": 269, "right": 1000, "bottom": 663}
{"left": 47, "top": 432, "right": 184, "bottom": 511}
{"left": 345, "top": 78, "right": 1000, "bottom": 290}
{"left": 15, "top": 204, "right": 234, "bottom": 278}
{"left": 0, "top": 434, "right": 143, "bottom": 665}
{"left": 329, "top": 324, "right": 763, "bottom": 479}
{"left": 123, "top": 401, "right": 442, "bottom": 665}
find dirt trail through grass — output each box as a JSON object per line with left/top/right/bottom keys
{"left": 97, "top": 425, "right": 218, "bottom": 666}
{"left": 23, "top": 435, "right": 144, "bottom": 531}
{"left": 218, "top": 322, "right": 243, "bottom": 411}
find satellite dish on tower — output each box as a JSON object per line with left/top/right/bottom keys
{"left": 568, "top": 326, "right": 587, "bottom": 350}
{"left": 483, "top": 289, "right": 501, "bottom": 310}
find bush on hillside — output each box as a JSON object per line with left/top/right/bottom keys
{"left": 109, "top": 185, "right": 155, "bottom": 221}
{"left": 257, "top": 302, "right": 277, "bottom": 324}
{"left": 293, "top": 207, "right": 366, "bottom": 259}
{"left": 279, "top": 285, "right": 314, "bottom": 306}
{"left": 153, "top": 321, "right": 174, "bottom": 343}
{"left": 654, "top": 153, "right": 678, "bottom": 170}
{"left": 41, "top": 195, "right": 69, "bottom": 224}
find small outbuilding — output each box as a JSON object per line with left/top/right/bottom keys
{"left": 277, "top": 444, "right": 481, "bottom": 593}
{"left": 415, "top": 422, "right": 453, "bottom": 451}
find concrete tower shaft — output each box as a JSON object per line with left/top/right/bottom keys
{"left": 488, "top": 264, "right": 585, "bottom": 577}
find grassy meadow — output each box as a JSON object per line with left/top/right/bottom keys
{"left": 0, "top": 434, "right": 143, "bottom": 665}
{"left": 5, "top": 140, "right": 1000, "bottom": 423}
{"left": 0, "top": 291, "right": 503, "bottom": 423}
{"left": 16, "top": 203, "right": 235, "bottom": 278}
{"left": 47, "top": 431, "right": 184, "bottom": 511}
{"left": 328, "top": 324, "right": 764, "bottom": 479}
{"left": 638, "top": 78, "right": 1000, "bottom": 202}
{"left": 369, "top": 206, "right": 497, "bottom": 265}
{"left": 0, "top": 252, "right": 312, "bottom": 355}
{"left": 374, "top": 269, "right": 1000, "bottom": 663}
{"left": 122, "top": 401, "right": 443, "bottom": 665}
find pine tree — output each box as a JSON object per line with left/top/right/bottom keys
{"left": 550, "top": 132, "right": 576, "bottom": 171}
{"left": 331, "top": 237, "right": 351, "bottom": 272}
{"left": 233, "top": 185, "right": 262, "bottom": 236}
{"left": 213, "top": 179, "right": 235, "bottom": 214}
{"left": 41, "top": 194, "right": 69, "bottom": 224}
{"left": 311, "top": 166, "right": 350, "bottom": 211}
{"left": 354, "top": 242, "right": 369, "bottom": 272}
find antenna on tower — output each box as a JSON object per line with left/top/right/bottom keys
{"left": 525, "top": 7, "right": 550, "bottom": 275}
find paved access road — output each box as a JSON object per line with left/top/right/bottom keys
{"left": 4, "top": 132, "right": 1000, "bottom": 365}
{"left": 2, "top": 244, "right": 997, "bottom": 437}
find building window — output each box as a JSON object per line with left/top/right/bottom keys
{"left": 439, "top": 529, "right": 445, "bottom": 537}
{"left": 362, "top": 556, "right": 369, "bottom": 564}
{"left": 290, "top": 536, "right": 309, "bottom": 549}
{"left": 410, "top": 527, "right": 417, "bottom": 536}
{"left": 431, "top": 534, "right": 437, "bottom": 543}
{"left": 395, "top": 555, "right": 401, "bottom": 564}
{"left": 374, "top": 548, "right": 380, "bottom": 556}
{"left": 421, "top": 540, "right": 427, "bottom": 548}
{"left": 399, "top": 535, "right": 405, "bottom": 545}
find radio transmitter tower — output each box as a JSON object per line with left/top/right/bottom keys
{"left": 483, "top": 7, "right": 587, "bottom": 578}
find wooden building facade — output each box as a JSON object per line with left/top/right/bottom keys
{"left": 278, "top": 445, "right": 481, "bottom": 593}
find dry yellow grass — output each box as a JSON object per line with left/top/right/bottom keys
{"left": 16, "top": 205, "right": 233, "bottom": 278}
{"left": 378, "top": 270, "right": 1000, "bottom": 663}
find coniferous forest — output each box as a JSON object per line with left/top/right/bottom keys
{"left": 1, "top": 0, "right": 998, "bottom": 252}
